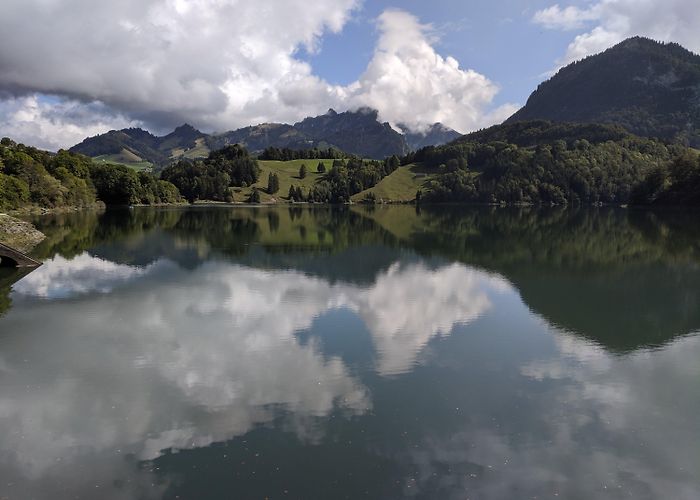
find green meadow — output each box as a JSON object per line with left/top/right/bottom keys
{"left": 93, "top": 154, "right": 154, "bottom": 172}
{"left": 232, "top": 159, "right": 337, "bottom": 203}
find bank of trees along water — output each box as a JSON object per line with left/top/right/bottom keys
{"left": 1, "top": 138, "right": 181, "bottom": 210}
{"left": 409, "top": 121, "right": 700, "bottom": 206}
{"left": 4, "top": 121, "right": 700, "bottom": 210}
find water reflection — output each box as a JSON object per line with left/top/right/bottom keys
{"left": 1, "top": 206, "right": 699, "bottom": 499}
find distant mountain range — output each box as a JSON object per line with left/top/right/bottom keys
{"left": 70, "top": 108, "right": 461, "bottom": 165}
{"left": 507, "top": 37, "right": 700, "bottom": 147}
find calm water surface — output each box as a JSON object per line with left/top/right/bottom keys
{"left": 0, "top": 206, "right": 699, "bottom": 499}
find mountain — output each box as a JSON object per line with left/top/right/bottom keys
{"left": 402, "top": 123, "right": 462, "bottom": 151}
{"left": 211, "top": 108, "right": 412, "bottom": 158}
{"left": 70, "top": 123, "right": 208, "bottom": 166}
{"left": 294, "top": 108, "right": 409, "bottom": 159}
{"left": 507, "top": 37, "right": 700, "bottom": 147}
{"left": 70, "top": 109, "right": 459, "bottom": 165}
{"left": 207, "top": 123, "right": 312, "bottom": 153}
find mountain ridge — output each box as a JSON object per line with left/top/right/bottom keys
{"left": 70, "top": 109, "right": 460, "bottom": 164}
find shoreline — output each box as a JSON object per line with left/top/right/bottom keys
{"left": 0, "top": 214, "right": 46, "bottom": 254}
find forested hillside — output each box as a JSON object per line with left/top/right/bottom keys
{"left": 1, "top": 138, "right": 181, "bottom": 210}
{"left": 507, "top": 37, "right": 700, "bottom": 147}
{"left": 408, "top": 122, "right": 700, "bottom": 205}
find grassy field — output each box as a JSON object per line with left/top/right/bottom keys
{"left": 350, "top": 164, "right": 438, "bottom": 203}
{"left": 231, "top": 160, "right": 438, "bottom": 204}
{"left": 170, "top": 138, "right": 210, "bottom": 160}
{"left": 232, "top": 159, "right": 337, "bottom": 202}
{"left": 93, "top": 154, "right": 153, "bottom": 172}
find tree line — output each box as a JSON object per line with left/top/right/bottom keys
{"left": 1, "top": 138, "right": 181, "bottom": 210}
{"left": 258, "top": 146, "right": 350, "bottom": 161}
{"left": 405, "top": 122, "right": 700, "bottom": 206}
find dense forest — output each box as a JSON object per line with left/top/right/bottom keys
{"left": 0, "top": 137, "right": 181, "bottom": 210}
{"left": 407, "top": 122, "right": 699, "bottom": 205}
{"left": 161, "top": 145, "right": 260, "bottom": 202}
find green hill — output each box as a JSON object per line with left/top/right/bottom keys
{"left": 70, "top": 124, "right": 209, "bottom": 167}
{"left": 350, "top": 164, "right": 438, "bottom": 203}
{"left": 507, "top": 37, "right": 700, "bottom": 147}
{"left": 232, "top": 159, "right": 337, "bottom": 203}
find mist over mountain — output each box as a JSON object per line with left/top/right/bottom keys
{"left": 401, "top": 123, "right": 462, "bottom": 151}
{"left": 507, "top": 37, "right": 700, "bottom": 147}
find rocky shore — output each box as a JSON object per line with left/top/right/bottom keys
{"left": 0, "top": 214, "right": 46, "bottom": 253}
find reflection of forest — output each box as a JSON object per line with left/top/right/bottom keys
{"left": 4, "top": 206, "right": 700, "bottom": 351}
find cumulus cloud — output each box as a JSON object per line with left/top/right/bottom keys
{"left": 0, "top": 2, "right": 511, "bottom": 149}
{"left": 349, "top": 10, "right": 518, "bottom": 133}
{"left": 534, "top": 0, "right": 700, "bottom": 65}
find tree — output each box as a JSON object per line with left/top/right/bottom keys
{"left": 299, "top": 164, "right": 307, "bottom": 179}
{"left": 267, "top": 172, "right": 280, "bottom": 194}
{"left": 317, "top": 162, "right": 326, "bottom": 173}
{"left": 386, "top": 155, "right": 400, "bottom": 172}
{"left": 248, "top": 188, "right": 261, "bottom": 203}
{"left": 362, "top": 191, "right": 377, "bottom": 204}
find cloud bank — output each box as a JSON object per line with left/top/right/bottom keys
{"left": 534, "top": 0, "right": 700, "bottom": 65}
{"left": 0, "top": 1, "right": 513, "bottom": 149}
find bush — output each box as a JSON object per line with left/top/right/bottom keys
{"left": 0, "top": 173, "right": 30, "bottom": 209}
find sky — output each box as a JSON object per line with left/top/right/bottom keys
{"left": 0, "top": 0, "right": 699, "bottom": 150}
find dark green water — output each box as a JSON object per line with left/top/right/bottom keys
{"left": 0, "top": 206, "right": 699, "bottom": 499}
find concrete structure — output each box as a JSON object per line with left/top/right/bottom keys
{"left": 0, "top": 242, "right": 42, "bottom": 267}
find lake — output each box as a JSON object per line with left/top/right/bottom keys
{"left": 1, "top": 206, "right": 699, "bottom": 499}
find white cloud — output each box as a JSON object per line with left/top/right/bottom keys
{"left": 0, "top": 2, "right": 511, "bottom": 149}
{"left": 0, "top": 96, "right": 142, "bottom": 151}
{"left": 535, "top": 0, "right": 700, "bottom": 65}
{"left": 348, "top": 10, "right": 518, "bottom": 134}
{"left": 533, "top": 4, "right": 601, "bottom": 31}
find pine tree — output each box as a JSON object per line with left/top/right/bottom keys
{"left": 267, "top": 172, "right": 279, "bottom": 194}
